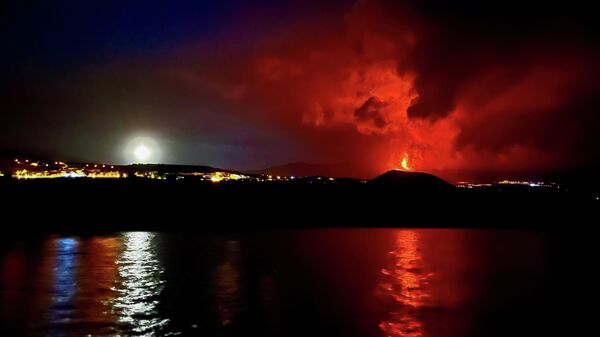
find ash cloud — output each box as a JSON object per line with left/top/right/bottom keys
{"left": 183, "top": 0, "right": 600, "bottom": 177}
{"left": 354, "top": 96, "right": 389, "bottom": 129}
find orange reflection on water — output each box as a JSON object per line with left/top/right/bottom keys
{"left": 77, "top": 237, "right": 121, "bottom": 330}
{"left": 378, "top": 230, "right": 432, "bottom": 337}
{"left": 1, "top": 233, "right": 172, "bottom": 336}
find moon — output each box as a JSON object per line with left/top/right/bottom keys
{"left": 134, "top": 145, "right": 151, "bottom": 162}
{"left": 124, "top": 135, "right": 161, "bottom": 164}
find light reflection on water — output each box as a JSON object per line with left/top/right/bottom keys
{"left": 48, "top": 237, "right": 78, "bottom": 337}
{"left": 378, "top": 230, "right": 432, "bottom": 337}
{"left": 0, "top": 230, "right": 550, "bottom": 337}
{"left": 111, "top": 232, "right": 171, "bottom": 336}
{"left": 0, "top": 233, "right": 176, "bottom": 336}
{"left": 77, "top": 237, "right": 120, "bottom": 335}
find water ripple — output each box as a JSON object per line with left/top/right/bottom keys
{"left": 111, "top": 232, "right": 171, "bottom": 336}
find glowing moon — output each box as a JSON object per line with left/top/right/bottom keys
{"left": 123, "top": 135, "right": 161, "bottom": 164}
{"left": 134, "top": 145, "right": 151, "bottom": 162}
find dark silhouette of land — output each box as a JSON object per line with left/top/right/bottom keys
{"left": 369, "top": 170, "right": 454, "bottom": 190}
{"left": 1, "top": 165, "right": 597, "bottom": 233}
{"left": 255, "top": 161, "right": 373, "bottom": 179}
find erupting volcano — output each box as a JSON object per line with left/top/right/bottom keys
{"left": 400, "top": 154, "right": 411, "bottom": 171}
{"left": 1, "top": 0, "right": 599, "bottom": 182}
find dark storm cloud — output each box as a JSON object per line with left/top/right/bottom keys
{"left": 383, "top": 0, "right": 599, "bottom": 121}
{"left": 391, "top": 0, "right": 600, "bottom": 171}
{"left": 355, "top": 96, "right": 389, "bottom": 129}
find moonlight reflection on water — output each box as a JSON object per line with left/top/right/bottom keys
{"left": 112, "top": 232, "right": 170, "bottom": 336}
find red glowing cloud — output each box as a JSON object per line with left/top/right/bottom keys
{"left": 5, "top": 0, "right": 598, "bottom": 180}
{"left": 183, "top": 0, "right": 599, "bottom": 180}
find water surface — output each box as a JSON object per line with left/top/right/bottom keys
{"left": 1, "top": 229, "right": 561, "bottom": 337}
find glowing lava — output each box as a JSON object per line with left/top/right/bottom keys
{"left": 400, "top": 154, "right": 411, "bottom": 171}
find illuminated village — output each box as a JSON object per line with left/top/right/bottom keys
{"left": 456, "top": 180, "right": 560, "bottom": 189}
{"left": 0, "top": 157, "right": 344, "bottom": 184}
{"left": 0, "top": 156, "right": 565, "bottom": 190}
{"left": 1, "top": 157, "right": 256, "bottom": 183}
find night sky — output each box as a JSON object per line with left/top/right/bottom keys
{"left": 2, "top": 0, "right": 599, "bottom": 180}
